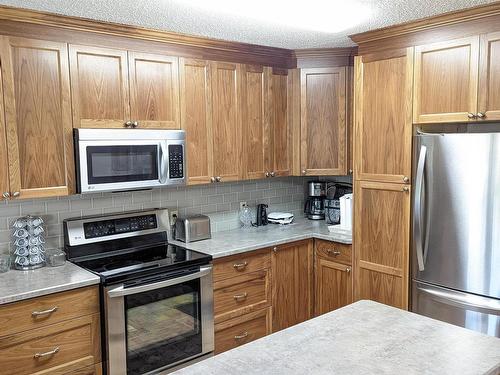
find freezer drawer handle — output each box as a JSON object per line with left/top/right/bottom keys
{"left": 418, "top": 285, "right": 500, "bottom": 315}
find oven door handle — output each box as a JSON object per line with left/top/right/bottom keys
{"left": 107, "top": 266, "right": 212, "bottom": 298}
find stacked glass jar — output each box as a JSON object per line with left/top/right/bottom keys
{"left": 12, "top": 215, "right": 45, "bottom": 270}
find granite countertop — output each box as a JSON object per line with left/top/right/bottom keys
{"left": 0, "top": 262, "right": 100, "bottom": 305}
{"left": 171, "top": 218, "right": 352, "bottom": 258}
{"left": 173, "top": 300, "right": 500, "bottom": 375}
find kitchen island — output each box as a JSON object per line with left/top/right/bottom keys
{"left": 173, "top": 300, "right": 500, "bottom": 375}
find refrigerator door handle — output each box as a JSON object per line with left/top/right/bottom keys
{"left": 414, "top": 145, "right": 427, "bottom": 271}
{"left": 417, "top": 284, "right": 500, "bottom": 316}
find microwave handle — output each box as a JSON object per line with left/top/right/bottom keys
{"left": 107, "top": 266, "right": 212, "bottom": 298}
{"left": 159, "top": 142, "right": 168, "bottom": 184}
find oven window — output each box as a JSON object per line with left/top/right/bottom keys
{"left": 125, "top": 279, "right": 202, "bottom": 374}
{"left": 86, "top": 145, "right": 158, "bottom": 184}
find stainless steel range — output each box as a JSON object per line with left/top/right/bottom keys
{"left": 64, "top": 209, "right": 214, "bottom": 374}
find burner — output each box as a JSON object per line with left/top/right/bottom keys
{"left": 104, "top": 259, "right": 143, "bottom": 271}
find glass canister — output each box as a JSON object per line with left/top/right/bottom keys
{"left": 11, "top": 215, "right": 46, "bottom": 270}
{"left": 46, "top": 248, "right": 67, "bottom": 267}
{"left": 239, "top": 204, "right": 254, "bottom": 228}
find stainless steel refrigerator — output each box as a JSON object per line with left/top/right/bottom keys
{"left": 411, "top": 132, "right": 500, "bottom": 338}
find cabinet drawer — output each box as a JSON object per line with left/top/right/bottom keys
{"left": 315, "top": 240, "right": 352, "bottom": 265}
{"left": 214, "top": 270, "right": 270, "bottom": 323}
{"left": 213, "top": 249, "right": 270, "bottom": 282}
{"left": 0, "top": 314, "right": 100, "bottom": 375}
{"left": 0, "top": 286, "right": 99, "bottom": 338}
{"left": 215, "top": 307, "right": 271, "bottom": 354}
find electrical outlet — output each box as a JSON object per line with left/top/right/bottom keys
{"left": 239, "top": 201, "right": 247, "bottom": 210}
{"left": 169, "top": 210, "right": 178, "bottom": 226}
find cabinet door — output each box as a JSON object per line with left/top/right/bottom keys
{"left": 354, "top": 181, "right": 410, "bottom": 309}
{"left": 315, "top": 257, "right": 352, "bottom": 316}
{"left": 241, "top": 65, "right": 269, "bottom": 180}
{"left": 180, "top": 58, "right": 213, "bottom": 185}
{"left": 272, "top": 240, "right": 313, "bottom": 332}
{"left": 210, "top": 62, "right": 242, "bottom": 182}
{"left": 268, "top": 68, "right": 292, "bottom": 177}
{"left": 129, "top": 52, "right": 180, "bottom": 129}
{"left": 69, "top": 45, "right": 130, "bottom": 128}
{"left": 0, "top": 53, "right": 9, "bottom": 200}
{"left": 478, "top": 31, "right": 500, "bottom": 121}
{"left": 300, "top": 67, "right": 346, "bottom": 175}
{"left": 354, "top": 49, "right": 413, "bottom": 183}
{"left": 413, "top": 36, "right": 479, "bottom": 123}
{"left": 0, "top": 36, "right": 74, "bottom": 199}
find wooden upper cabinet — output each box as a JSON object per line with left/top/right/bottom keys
{"left": 210, "top": 62, "right": 242, "bottom": 182}
{"left": 272, "top": 240, "right": 313, "bottom": 332}
{"left": 354, "top": 49, "right": 413, "bottom": 184}
{"left": 180, "top": 58, "right": 213, "bottom": 185}
{"left": 0, "top": 54, "right": 9, "bottom": 200}
{"left": 300, "top": 67, "right": 347, "bottom": 176}
{"left": 69, "top": 45, "right": 130, "bottom": 128}
{"left": 0, "top": 36, "right": 74, "bottom": 199}
{"left": 241, "top": 65, "right": 269, "bottom": 180}
{"left": 268, "top": 68, "right": 291, "bottom": 177}
{"left": 354, "top": 181, "right": 410, "bottom": 309}
{"left": 478, "top": 31, "right": 500, "bottom": 121}
{"left": 128, "top": 52, "right": 180, "bottom": 129}
{"left": 413, "top": 36, "right": 480, "bottom": 123}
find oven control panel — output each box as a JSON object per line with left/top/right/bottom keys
{"left": 168, "top": 144, "right": 184, "bottom": 179}
{"left": 84, "top": 214, "right": 157, "bottom": 239}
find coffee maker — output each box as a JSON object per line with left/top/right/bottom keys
{"left": 304, "top": 182, "right": 326, "bottom": 220}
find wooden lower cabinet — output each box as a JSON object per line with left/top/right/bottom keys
{"left": 0, "top": 286, "right": 101, "bottom": 375}
{"left": 214, "top": 307, "right": 272, "bottom": 354}
{"left": 271, "top": 240, "right": 313, "bottom": 332}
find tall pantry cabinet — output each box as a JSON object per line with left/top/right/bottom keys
{"left": 353, "top": 48, "right": 413, "bottom": 309}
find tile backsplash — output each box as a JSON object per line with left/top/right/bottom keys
{"left": 0, "top": 177, "right": 310, "bottom": 253}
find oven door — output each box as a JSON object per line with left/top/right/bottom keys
{"left": 77, "top": 140, "right": 168, "bottom": 193}
{"left": 104, "top": 265, "right": 214, "bottom": 375}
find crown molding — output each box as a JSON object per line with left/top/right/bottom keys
{"left": 293, "top": 47, "right": 357, "bottom": 68}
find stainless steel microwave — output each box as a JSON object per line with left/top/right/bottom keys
{"left": 74, "top": 129, "right": 185, "bottom": 193}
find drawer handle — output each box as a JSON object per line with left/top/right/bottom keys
{"left": 327, "top": 249, "right": 341, "bottom": 256}
{"left": 233, "top": 292, "right": 248, "bottom": 301}
{"left": 233, "top": 262, "right": 248, "bottom": 270}
{"left": 234, "top": 332, "right": 249, "bottom": 340}
{"left": 34, "top": 346, "right": 60, "bottom": 359}
{"left": 32, "top": 306, "right": 58, "bottom": 317}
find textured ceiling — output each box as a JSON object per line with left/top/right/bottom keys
{"left": 0, "top": 0, "right": 497, "bottom": 49}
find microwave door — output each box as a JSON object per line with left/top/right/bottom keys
{"left": 78, "top": 140, "right": 163, "bottom": 193}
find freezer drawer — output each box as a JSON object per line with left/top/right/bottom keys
{"left": 412, "top": 281, "right": 500, "bottom": 338}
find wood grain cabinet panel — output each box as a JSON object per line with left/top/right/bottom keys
{"left": 0, "top": 54, "right": 9, "bottom": 200}
{"left": 214, "top": 307, "right": 271, "bottom": 354}
{"left": 268, "top": 68, "right": 292, "bottom": 177}
{"left": 69, "top": 45, "right": 130, "bottom": 128}
{"left": 315, "top": 239, "right": 352, "bottom": 266}
{"left": 128, "top": 52, "right": 180, "bottom": 129}
{"left": 300, "top": 67, "right": 347, "bottom": 176}
{"left": 413, "top": 36, "right": 480, "bottom": 123}
{"left": 213, "top": 249, "right": 270, "bottom": 282}
{"left": 0, "top": 36, "right": 74, "bottom": 199}
{"left": 478, "top": 31, "right": 500, "bottom": 121}
{"left": 315, "top": 257, "right": 352, "bottom": 316}
{"left": 179, "top": 58, "right": 213, "bottom": 185}
{"left": 241, "top": 65, "right": 269, "bottom": 180}
{"left": 271, "top": 240, "right": 313, "bottom": 332}
{"left": 354, "top": 181, "right": 410, "bottom": 309}
{"left": 354, "top": 49, "right": 413, "bottom": 183}
{"left": 210, "top": 62, "right": 242, "bottom": 182}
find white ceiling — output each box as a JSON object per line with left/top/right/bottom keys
{"left": 0, "top": 0, "right": 497, "bottom": 49}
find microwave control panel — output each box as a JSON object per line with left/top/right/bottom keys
{"left": 168, "top": 144, "right": 184, "bottom": 179}
{"left": 84, "top": 214, "right": 157, "bottom": 239}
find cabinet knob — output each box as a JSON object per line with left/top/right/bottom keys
{"left": 216, "top": 176, "right": 222, "bottom": 183}
{"left": 346, "top": 267, "right": 351, "bottom": 274}
{"left": 402, "top": 186, "right": 410, "bottom": 192}
{"left": 265, "top": 172, "right": 270, "bottom": 178}
{"left": 301, "top": 170, "right": 306, "bottom": 175}
{"left": 2, "top": 192, "right": 10, "bottom": 199}
{"left": 12, "top": 191, "right": 20, "bottom": 198}
{"left": 403, "top": 176, "right": 410, "bottom": 184}
{"left": 273, "top": 246, "right": 277, "bottom": 252}
{"left": 467, "top": 112, "right": 477, "bottom": 119}
{"left": 124, "top": 121, "right": 133, "bottom": 128}
{"left": 210, "top": 177, "right": 216, "bottom": 183}
{"left": 131, "top": 121, "right": 139, "bottom": 128}
{"left": 349, "top": 169, "right": 353, "bottom": 175}
{"left": 477, "top": 112, "right": 486, "bottom": 119}
{"left": 270, "top": 171, "right": 276, "bottom": 177}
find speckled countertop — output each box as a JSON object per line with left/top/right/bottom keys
{"left": 171, "top": 218, "right": 352, "bottom": 258}
{"left": 173, "top": 300, "right": 500, "bottom": 375}
{"left": 0, "top": 262, "right": 100, "bottom": 305}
